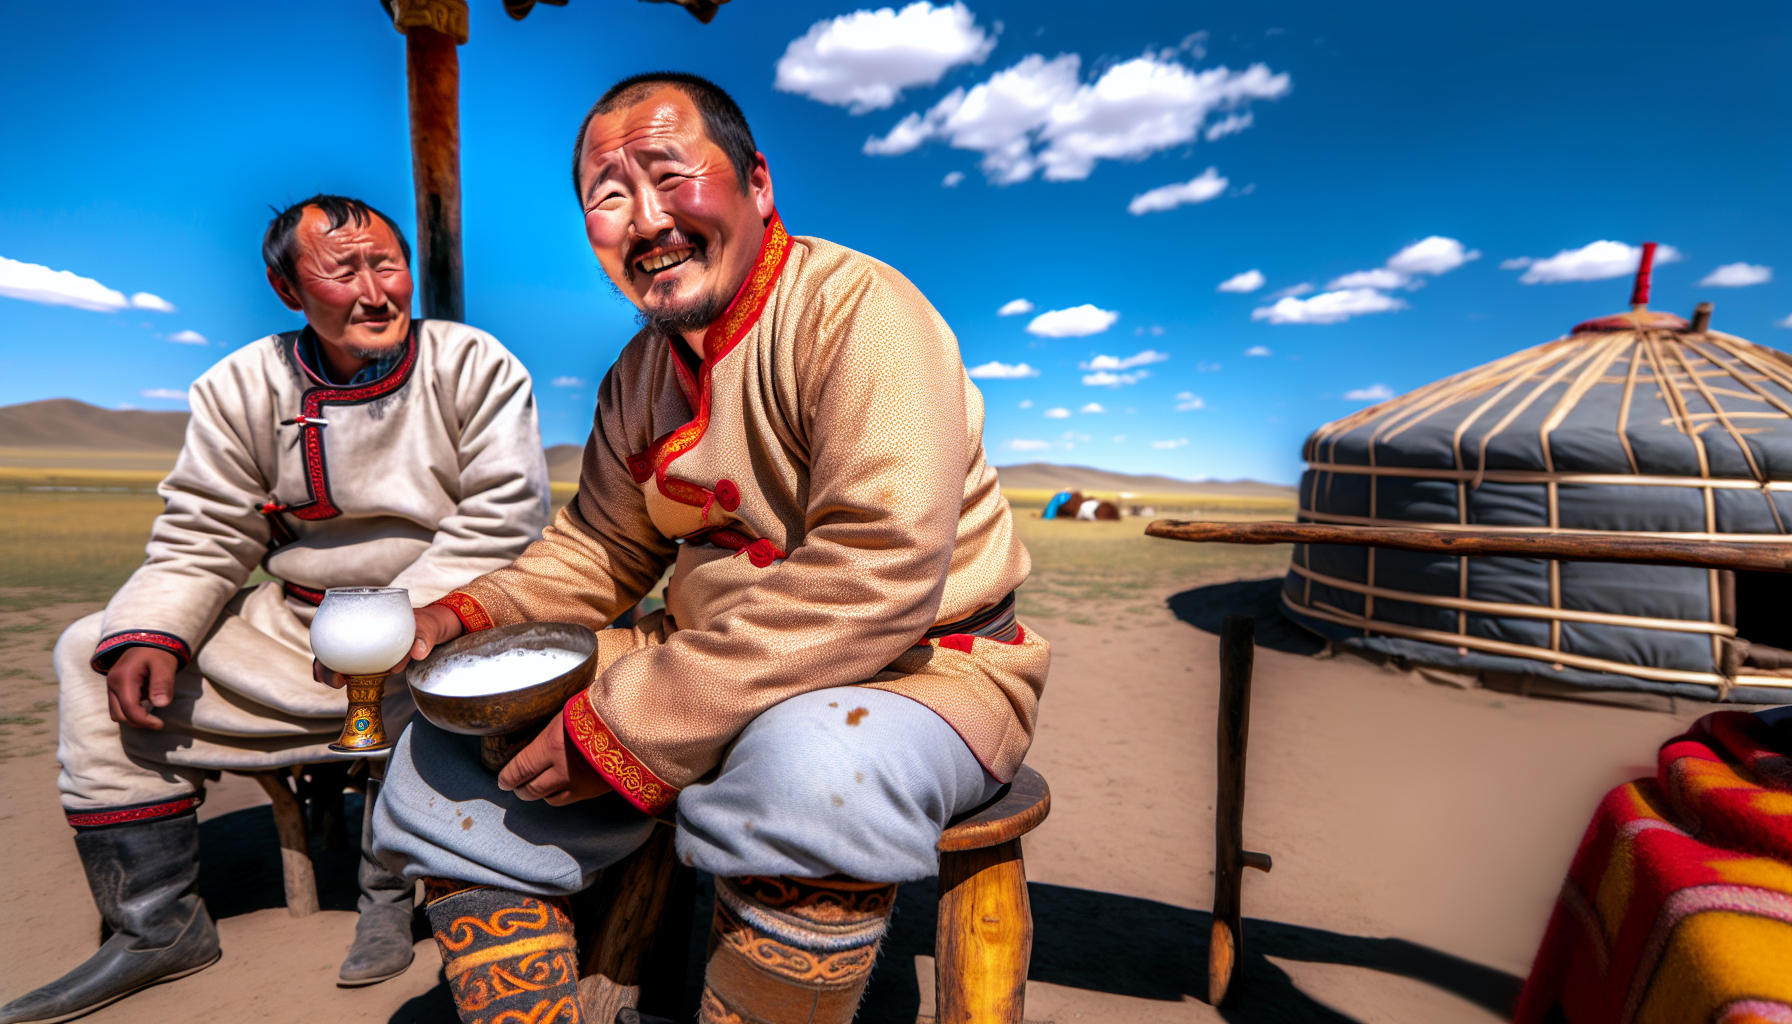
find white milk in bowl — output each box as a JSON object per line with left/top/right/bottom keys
{"left": 419, "top": 647, "right": 587, "bottom": 698}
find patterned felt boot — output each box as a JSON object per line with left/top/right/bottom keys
{"left": 423, "top": 880, "right": 582, "bottom": 1024}
{"left": 699, "top": 875, "right": 897, "bottom": 1024}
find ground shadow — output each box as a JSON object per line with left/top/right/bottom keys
{"left": 1168, "top": 577, "right": 1327, "bottom": 657}
{"left": 197, "top": 792, "right": 364, "bottom": 919}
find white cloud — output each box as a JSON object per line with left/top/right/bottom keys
{"left": 1111, "top": 435, "right": 1126, "bottom": 442}
{"left": 1327, "top": 267, "right": 1407, "bottom": 290}
{"left": 1217, "top": 269, "right": 1264, "bottom": 293}
{"left": 1027, "top": 304, "right": 1119, "bottom": 337}
{"left": 1699, "top": 263, "right": 1771, "bottom": 288}
{"left": 1043, "top": 407, "right": 1071, "bottom": 418}
{"left": 942, "top": 171, "right": 965, "bottom": 188}
{"left": 167, "top": 329, "right": 208, "bottom": 345}
{"left": 1776, "top": 314, "right": 1792, "bottom": 329}
{"left": 966, "top": 360, "right": 1040, "bottom": 379}
{"left": 775, "top": 2, "right": 996, "bottom": 114}
{"left": 996, "top": 298, "right": 1035, "bottom": 316}
{"left": 1244, "top": 345, "right": 1272, "bottom": 356}
{"left": 1151, "top": 437, "right": 1190, "bottom": 449}
{"left": 551, "top": 376, "right": 586, "bottom": 388}
{"left": 1082, "top": 369, "right": 1150, "bottom": 387}
{"left": 1499, "top": 257, "right": 1533, "bottom": 270}
{"left": 1197, "top": 360, "right": 1222, "bottom": 372}
{"left": 1343, "top": 384, "right": 1395, "bottom": 402}
{"left": 1079, "top": 349, "right": 1168, "bottom": 371}
{"left": 1204, "top": 111, "right": 1253, "bottom": 141}
{"left": 1252, "top": 288, "right": 1407, "bottom": 325}
{"left": 140, "top": 387, "right": 189, "bottom": 402}
{"left": 1175, "top": 391, "right": 1205, "bottom": 410}
{"left": 130, "top": 292, "right": 176, "bottom": 312}
{"left": 1512, "top": 241, "right": 1682, "bottom": 285}
{"left": 1127, "top": 167, "right": 1227, "bottom": 215}
{"left": 1327, "top": 236, "right": 1480, "bottom": 291}
{"left": 1008, "top": 438, "right": 1053, "bottom": 451}
{"left": 865, "top": 52, "right": 1289, "bottom": 183}
{"left": 1017, "top": 399, "right": 1033, "bottom": 408}
{"left": 1062, "top": 431, "right": 1091, "bottom": 442}
{"left": 1079, "top": 402, "right": 1105, "bottom": 414}
{"left": 1268, "top": 282, "right": 1313, "bottom": 299}
{"left": 0, "top": 256, "right": 129, "bottom": 312}
{"left": 1387, "top": 236, "right": 1480, "bottom": 277}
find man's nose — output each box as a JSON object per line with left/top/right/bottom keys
{"left": 351, "top": 265, "right": 387, "bottom": 307}
{"left": 631, "top": 187, "right": 674, "bottom": 243}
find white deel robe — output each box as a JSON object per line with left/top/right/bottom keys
{"left": 56, "top": 319, "right": 550, "bottom": 814}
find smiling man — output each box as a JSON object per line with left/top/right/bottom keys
{"left": 0, "top": 196, "right": 550, "bottom": 1024}
{"left": 360, "top": 74, "right": 1048, "bottom": 1024}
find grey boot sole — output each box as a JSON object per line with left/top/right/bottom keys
{"left": 335, "top": 953, "right": 414, "bottom": 989}
{"left": 7, "top": 950, "right": 220, "bottom": 1024}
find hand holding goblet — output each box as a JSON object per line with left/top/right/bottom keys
{"left": 310, "top": 587, "right": 414, "bottom": 755}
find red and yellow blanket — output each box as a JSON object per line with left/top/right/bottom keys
{"left": 1516, "top": 711, "right": 1792, "bottom": 1024}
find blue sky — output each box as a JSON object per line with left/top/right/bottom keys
{"left": 2, "top": 0, "right": 1787, "bottom": 484}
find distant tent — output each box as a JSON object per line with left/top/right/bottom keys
{"left": 1281, "top": 254, "right": 1792, "bottom": 703}
{"left": 1043, "top": 490, "right": 1074, "bottom": 519}
{"left": 1044, "top": 490, "right": 1120, "bottom": 521}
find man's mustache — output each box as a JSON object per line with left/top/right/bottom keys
{"left": 626, "top": 229, "right": 707, "bottom": 278}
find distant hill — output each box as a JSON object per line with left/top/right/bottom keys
{"left": 995, "top": 462, "right": 1294, "bottom": 498}
{"left": 546, "top": 444, "right": 582, "bottom": 483}
{"left": 0, "top": 398, "right": 190, "bottom": 452}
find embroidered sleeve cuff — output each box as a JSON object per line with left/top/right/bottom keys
{"left": 90, "top": 631, "right": 192, "bottom": 673}
{"left": 562, "top": 691, "right": 677, "bottom": 816}
{"left": 430, "top": 592, "right": 495, "bottom": 634}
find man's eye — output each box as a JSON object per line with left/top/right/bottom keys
{"left": 658, "top": 173, "right": 687, "bottom": 187}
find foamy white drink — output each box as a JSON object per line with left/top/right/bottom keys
{"left": 420, "top": 648, "right": 586, "bottom": 697}
{"left": 311, "top": 587, "right": 415, "bottom": 675}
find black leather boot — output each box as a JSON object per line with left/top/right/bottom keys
{"left": 0, "top": 810, "right": 220, "bottom": 1023}
{"left": 338, "top": 777, "right": 416, "bottom": 986}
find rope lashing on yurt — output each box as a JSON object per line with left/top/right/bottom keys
{"left": 1169, "top": 244, "right": 1792, "bottom": 702}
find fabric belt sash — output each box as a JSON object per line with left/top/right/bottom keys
{"left": 283, "top": 581, "right": 326, "bottom": 606}
{"left": 922, "top": 591, "right": 1019, "bottom": 644}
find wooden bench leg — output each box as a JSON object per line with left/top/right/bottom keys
{"left": 578, "top": 823, "right": 681, "bottom": 1023}
{"left": 250, "top": 769, "right": 319, "bottom": 917}
{"left": 935, "top": 838, "right": 1031, "bottom": 1024}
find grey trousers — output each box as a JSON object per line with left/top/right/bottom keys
{"left": 372, "top": 686, "right": 1004, "bottom": 895}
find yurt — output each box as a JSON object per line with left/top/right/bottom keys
{"left": 1280, "top": 249, "right": 1792, "bottom": 702}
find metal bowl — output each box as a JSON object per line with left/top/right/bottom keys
{"left": 407, "top": 622, "right": 598, "bottom": 770}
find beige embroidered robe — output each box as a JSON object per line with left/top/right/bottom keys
{"left": 58, "top": 319, "right": 549, "bottom": 809}
{"left": 438, "top": 215, "right": 1048, "bottom": 815}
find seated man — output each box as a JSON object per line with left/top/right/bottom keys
{"left": 357, "top": 74, "right": 1048, "bottom": 1024}
{"left": 0, "top": 196, "right": 550, "bottom": 1024}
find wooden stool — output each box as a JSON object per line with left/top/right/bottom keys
{"left": 230, "top": 760, "right": 364, "bottom": 917}
{"left": 934, "top": 764, "right": 1052, "bottom": 1024}
{"left": 575, "top": 765, "right": 1053, "bottom": 1023}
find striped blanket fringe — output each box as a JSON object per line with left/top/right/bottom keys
{"left": 1515, "top": 711, "right": 1792, "bottom": 1024}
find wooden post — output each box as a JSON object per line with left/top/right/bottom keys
{"left": 936, "top": 838, "right": 1031, "bottom": 1024}
{"left": 1691, "top": 302, "right": 1713, "bottom": 333}
{"left": 251, "top": 770, "right": 319, "bottom": 917}
{"left": 391, "top": 0, "right": 467, "bottom": 322}
{"left": 577, "top": 823, "right": 682, "bottom": 1023}
{"left": 1210, "top": 615, "right": 1274, "bottom": 1005}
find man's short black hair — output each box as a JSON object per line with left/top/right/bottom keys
{"left": 262, "top": 195, "right": 411, "bottom": 285}
{"left": 571, "top": 72, "right": 758, "bottom": 202}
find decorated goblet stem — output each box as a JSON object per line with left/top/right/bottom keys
{"left": 330, "top": 673, "right": 395, "bottom": 754}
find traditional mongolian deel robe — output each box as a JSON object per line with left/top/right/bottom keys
{"left": 430, "top": 213, "right": 1048, "bottom": 819}
{"left": 57, "top": 320, "right": 550, "bottom": 818}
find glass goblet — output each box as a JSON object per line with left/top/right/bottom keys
{"left": 311, "top": 586, "right": 413, "bottom": 755}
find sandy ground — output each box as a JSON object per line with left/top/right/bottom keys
{"left": 0, "top": 583, "right": 1731, "bottom": 1023}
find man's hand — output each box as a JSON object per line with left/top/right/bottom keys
{"left": 313, "top": 603, "right": 464, "bottom": 688}
{"left": 107, "top": 647, "right": 180, "bottom": 729}
{"left": 497, "top": 716, "right": 613, "bottom": 806}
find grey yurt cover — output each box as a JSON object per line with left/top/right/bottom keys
{"left": 1281, "top": 303, "right": 1792, "bottom": 702}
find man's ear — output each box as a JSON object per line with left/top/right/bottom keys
{"left": 266, "top": 268, "right": 304, "bottom": 311}
{"left": 750, "top": 152, "right": 775, "bottom": 221}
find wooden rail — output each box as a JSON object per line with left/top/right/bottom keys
{"left": 1145, "top": 520, "right": 1792, "bottom": 573}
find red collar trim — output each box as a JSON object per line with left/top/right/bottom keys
{"left": 644, "top": 213, "right": 793, "bottom": 517}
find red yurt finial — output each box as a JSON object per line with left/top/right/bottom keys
{"left": 1629, "top": 241, "right": 1658, "bottom": 311}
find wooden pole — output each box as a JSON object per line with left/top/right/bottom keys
{"left": 1145, "top": 520, "right": 1792, "bottom": 573}
{"left": 1209, "top": 615, "right": 1270, "bottom": 1005}
{"left": 577, "top": 823, "right": 682, "bottom": 1022}
{"left": 392, "top": 0, "right": 467, "bottom": 322}
{"left": 936, "top": 839, "right": 1032, "bottom": 1023}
